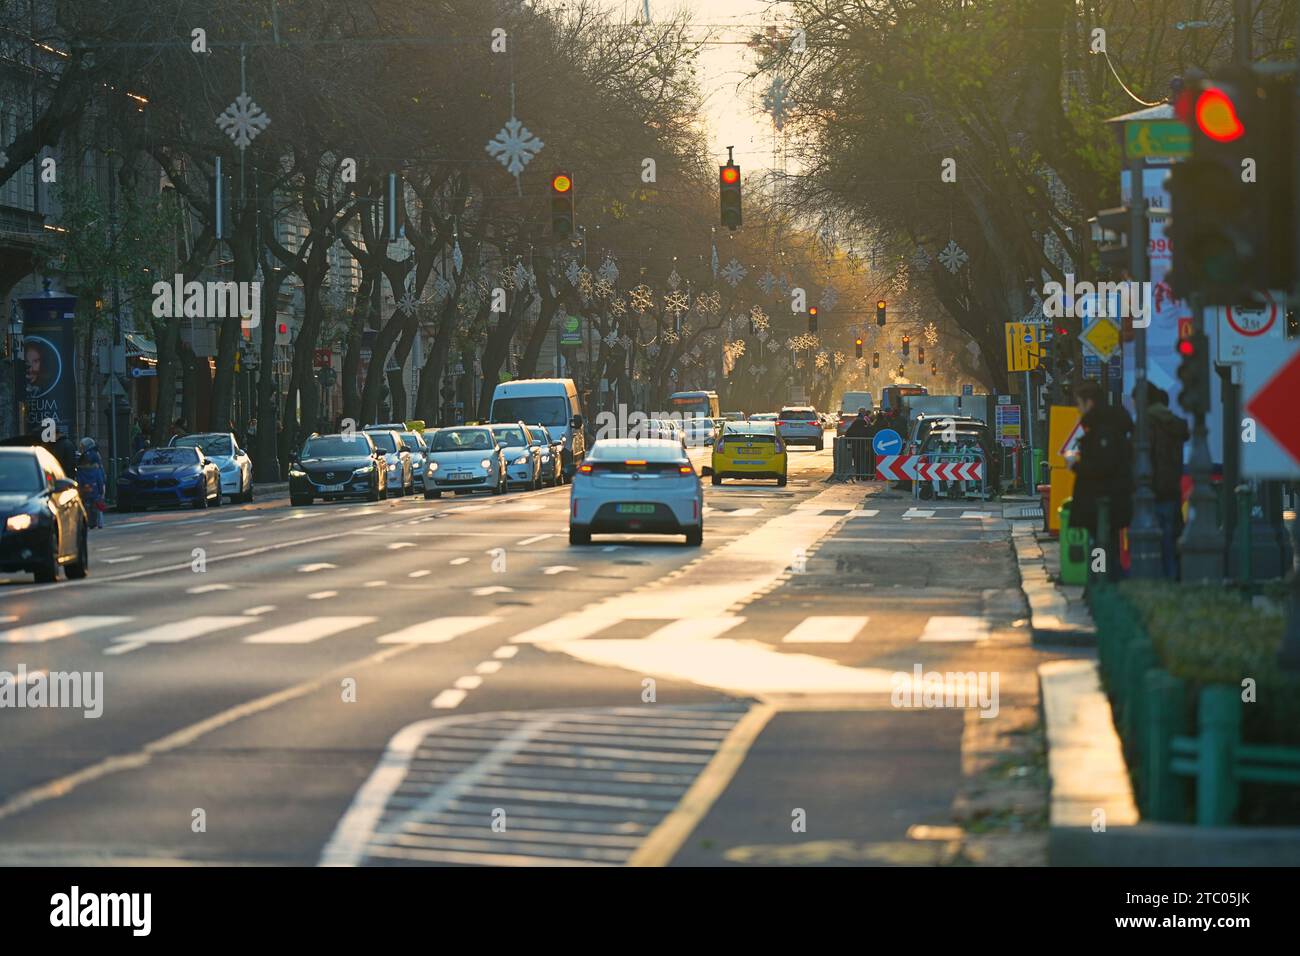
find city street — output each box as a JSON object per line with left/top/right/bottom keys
{"left": 0, "top": 438, "right": 1049, "bottom": 866}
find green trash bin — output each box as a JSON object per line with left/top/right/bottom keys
{"left": 1059, "top": 497, "right": 1089, "bottom": 586}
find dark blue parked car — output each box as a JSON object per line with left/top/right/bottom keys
{"left": 116, "top": 447, "right": 222, "bottom": 512}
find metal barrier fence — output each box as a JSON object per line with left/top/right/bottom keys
{"left": 913, "top": 445, "right": 991, "bottom": 500}
{"left": 831, "top": 437, "right": 875, "bottom": 481}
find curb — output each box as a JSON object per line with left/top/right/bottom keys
{"left": 1011, "top": 522, "right": 1097, "bottom": 645}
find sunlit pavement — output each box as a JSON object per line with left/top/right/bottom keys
{"left": 0, "top": 435, "right": 1063, "bottom": 865}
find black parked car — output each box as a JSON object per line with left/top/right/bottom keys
{"left": 289, "top": 432, "right": 389, "bottom": 506}
{"left": 0, "top": 446, "right": 88, "bottom": 583}
{"left": 117, "top": 446, "right": 222, "bottom": 511}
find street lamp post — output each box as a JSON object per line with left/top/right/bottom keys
{"left": 1126, "top": 159, "right": 1163, "bottom": 578}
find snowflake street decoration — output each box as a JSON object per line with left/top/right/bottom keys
{"left": 485, "top": 116, "right": 544, "bottom": 187}
{"left": 938, "top": 239, "right": 969, "bottom": 274}
{"left": 629, "top": 284, "right": 654, "bottom": 313}
{"left": 891, "top": 264, "right": 910, "bottom": 298}
{"left": 662, "top": 328, "right": 680, "bottom": 344}
{"left": 216, "top": 94, "right": 271, "bottom": 149}
{"left": 597, "top": 257, "right": 619, "bottom": 286}
{"left": 690, "top": 345, "right": 702, "bottom": 360}
{"left": 711, "top": 244, "right": 719, "bottom": 278}
{"left": 513, "top": 261, "right": 529, "bottom": 291}
{"left": 695, "top": 291, "right": 720, "bottom": 316}
{"left": 594, "top": 277, "right": 613, "bottom": 299}
{"left": 778, "top": 274, "right": 790, "bottom": 295}
{"left": 397, "top": 291, "right": 419, "bottom": 315}
{"left": 924, "top": 322, "right": 939, "bottom": 347}
{"left": 564, "top": 260, "right": 581, "bottom": 286}
{"left": 748, "top": 364, "right": 763, "bottom": 378}
{"left": 856, "top": 356, "right": 867, "bottom": 370}
{"left": 816, "top": 351, "right": 829, "bottom": 371}
{"left": 721, "top": 259, "right": 747, "bottom": 287}
{"left": 664, "top": 289, "right": 689, "bottom": 316}
{"left": 610, "top": 296, "right": 627, "bottom": 316}
{"left": 667, "top": 268, "right": 681, "bottom": 290}
{"left": 647, "top": 342, "right": 661, "bottom": 358}
{"left": 619, "top": 334, "right": 633, "bottom": 352}
{"left": 725, "top": 339, "right": 746, "bottom": 361}
{"left": 763, "top": 75, "right": 791, "bottom": 131}
{"left": 758, "top": 271, "right": 777, "bottom": 296}
{"left": 820, "top": 286, "right": 838, "bottom": 311}
{"left": 603, "top": 331, "right": 620, "bottom": 349}
{"left": 701, "top": 334, "right": 716, "bottom": 349}
{"left": 757, "top": 328, "right": 769, "bottom": 343}
{"left": 911, "top": 245, "right": 933, "bottom": 270}
{"left": 577, "top": 267, "right": 594, "bottom": 298}
{"left": 433, "top": 275, "right": 452, "bottom": 301}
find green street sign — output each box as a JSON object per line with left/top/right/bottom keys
{"left": 560, "top": 314, "right": 582, "bottom": 346}
{"left": 1125, "top": 119, "right": 1191, "bottom": 160}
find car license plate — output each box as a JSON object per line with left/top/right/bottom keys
{"left": 736, "top": 460, "right": 764, "bottom": 466}
{"left": 449, "top": 472, "right": 471, "bottom": 480}
{"left": 319, "top": 483, "right": 345, "bottom": 492}
{"left": 616, "top": 504, "right": 655, "bottom": 514}
{"left": 740, "top": 445, "right": 762, "bottom": 455}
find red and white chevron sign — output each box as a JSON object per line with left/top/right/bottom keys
{"left": 916, "top": 461, "right": 983, "bottom": 481}
{"left": 874, "top": 455, "right": 919, "bottom": 480}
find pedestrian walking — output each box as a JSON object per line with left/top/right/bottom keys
{"left": 844, "top": 407, "right": 871, "bottom": 479}
{"left": 1137, "top": 382, "right": 1190, "bottom": 578}
{"left": 50, "top": 427, "right": 78, "bottom": 477}
{"left": 76, "top": 437, "right": 107, "bottom": 529}
{"left": 1068, "top": 380, "right": 1134, "bottom": 580}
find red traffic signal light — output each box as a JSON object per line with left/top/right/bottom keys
{"left": 1192, "top": 87, "right": 1245, "bottom": 143}
{"left": 719, "top": 161, "right": 742, "bottom": 230}
{"left": 901, "top": 334, "right": 910, "bottom": 356}
{"left": 720, "top": 166, "right": 739, "bottom": 185}
{"left": 1177, "top": 337, "right": 1197, "bottom": 357}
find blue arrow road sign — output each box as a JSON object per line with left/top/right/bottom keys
{"left": 872, "top": 428, "right": 902, "bottom": 455}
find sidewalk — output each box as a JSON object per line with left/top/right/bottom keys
{"left": 1000, "top": 495, "right": 1097, "bottom": 646}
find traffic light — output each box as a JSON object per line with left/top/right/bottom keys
{"left": 1176, "top": 332, "right": 1210, "bottom": 415}
{"left": 917, "top": 345, "right": 925, "bottom": 363}
{"left": 550, "top": 171, "right": 575, "bottom": 239}
{"left": 854, "top": 336, "right": 863, "bottom": 359}
{"left": 807, "top": 306, "right": 818, "bottom": 333}
{"left": 719, "top": 161, "right": 742, "bottom": 230}
{"left": 275, "top": 320, "right": 291, "bottom": 345}
{"left": 930, "top": 361, "right": 937, "bottom": 376}
{"left": 876, "top": 300, "right": 886, "bottom": 327}
{"left": 1169, "top": 69, "right": 1295, "bottom": 303}
{"left": 901, "top": 335, "right": 910, "bottom": 357}
{"left": 1089, "top": 206, "right": 1130, "bottom": 273}
{"left": 872, "top": 351, "right": 879, "bottom": 369}
{"left": 383, "top": 172, "right": 405, "bottom": 240}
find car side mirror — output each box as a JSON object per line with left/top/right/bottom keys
{"left": 700, "top": 466, "right": 713, "bottom": 476}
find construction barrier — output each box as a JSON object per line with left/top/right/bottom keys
{"left": 831, "top": 437, "right": 875, "bottom": 481}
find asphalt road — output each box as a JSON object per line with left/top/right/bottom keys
{"left": 0, "top": 435, "right": 1047, "bottom": 866}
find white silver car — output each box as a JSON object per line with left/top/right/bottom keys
{"left": 777, "top": 406, "right": 825, "bottom": 450}
{"left": 424, "top": 426, "right": 507, "bottom": 498}
{"left": 681, "top": 416, "right": 717, "bottom": 447}
{"left": 170, "top": 432, "right": 253, "bottom": 502}
{"left": 569, "top": 438, "right": 703, "bottom": 546}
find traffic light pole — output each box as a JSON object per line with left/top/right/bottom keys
{"left": 1128, "top": 159, "right": 1163, "bottom": 578}
{"left": 1180, "top": 293, "right": 1226, "bottom": 582}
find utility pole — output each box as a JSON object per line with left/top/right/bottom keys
{"left": 1128, "top": 157, "right": 1162, "bottom": 578}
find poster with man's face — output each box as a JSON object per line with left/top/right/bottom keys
{"left": 19, "top": 295, "right": 77, "bottom": 436}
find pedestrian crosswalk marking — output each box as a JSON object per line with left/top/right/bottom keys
{"left": 377, "top": 616, "right": 499, "bottom": 644}
{"left": 780, "top": 616, "right": 869, "bottom": 643}
{"left": 645, "top": 617, "right": 746, "bottom": 642}
{"left": 902, "top": 508, "right": 936, "bottom": 519}
{"left": 0, "top": 616, "right": 131, "bottom": 644}
{"left": 918, "top": 616, "right": 991, "bottom": 643}
{"left": 243, "top": 616, "right": 376, "bottom": 645}
{"left": 104, "top": 615, "right": 252, "bottom": 656}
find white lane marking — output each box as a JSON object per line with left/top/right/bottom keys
{"left": 516, "top": 534, "right": 554, "bottom": 546}
{"left": 449, "top": 557, "right": 470, "bottom": 565}
{"left": 308, "top": 591, "right": 338, "bottom": 601}
{"left": 213, "top": 538, "right": 245, "bottom": 544}
{"left": 453, "top": 675, "right": 483, "bottom": 690}
{"left": 961, "top": 510, "right": 990, "bottom": 519}
{"left": 186, "top": 584, "right": 233, "bottom": 594}
{"left": 542, "top": 565, "right": 577, "bottom": 575}
{"left": 475, "top": 661, "right": 503, "bottom": 674}
{"left": 377, "top": 616, "right": 499, "bottom": 645}
{"left": 645, "top": 617, "right": 746, "bottom": 642}
{"left": 194, "top": 531, "right": 211, "bottom": 537}
{"left": 244, "top": 616, "right": 376, "bottom": 645}
{"left": 431, "top": 689, "right": 467, "bottom": 710}
{"left": 104, "top": 616, "right": 251, "bottom": 656}
{"left": 781, "top": 615, "right": 869, "bottom": 644}
{"left": 511, "top": 615, "right": 621, "bottom": 644}
{"left": 299, "top": 563, "right": 337, "bottom": 573}
{"left": 0, "top": 616, "right": 130, "bottom": 644}
{"left": 0, "top": 642, "right": 422, "bottom": 828}
{"left": 103, "top": 555, "right": 142, "bottom": 564}
{"left": 902, "top": 508, "right": 936, "bottom": 519}
{"left": 601, "top": 546, "right": 622, "bottom": 552}
{"left": 472, "top": 585, "right": 513, "bottom": 596}
{"left": 493, "top": 646, "right": 519, "bottom": 659}
{"left": 387, "top": 542, "right": 416, "bottom": 550}
{"left": 919, "top": 616, "right": 991, "bottom": 643}
{"left": 244, "top": 605, "right": 276, "bottom": 616}
{"left": 363, "top": 580, "right": 387, "bottom": 588}
{"left": 408, "top": 570, "right": 431, "bottom": 578}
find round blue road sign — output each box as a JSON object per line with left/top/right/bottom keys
{"left": 872, "top": 428, "right": 902, "bottom": 455}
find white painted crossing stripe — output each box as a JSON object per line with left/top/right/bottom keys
{"left": 516, "top": 534, "right": 553, "bottom": 546}
{"left": 186, "top": 584, "right": 233, "bottom": 594}
{"left": 244, "top": 605, "right": 276, "bottom": 616}
{"left": 308, "top": 591, "right": 338, "bottom": 600}
{"left": 454, "top": 675, "right": 483, "bottom": 690}
{"left": 378, "top": 616, "right": 499, "bottom": 645}
{"left": 449, "top": 557, "right": 469, "bottom": 566}
{"left": 363, "top": 580, "right": 387, "bottom": 588}
{"left": 408, "top": 570, "right": 431, "bottom": 578}
{"left": 961, "top": 510, "right": 991, "bottom": 519}
{"left": 919, "top": 615, "right": 991, "bottom": 643}
{"left": 244, "top": 616, "right": 376, "bottom": 645}
{"left": 645, "top": 617, "right": 745, "bottom": 642}
{"left": 510, "top": 614, "right": 622, "bottom": 644}
{"left": 472, "top": 586, "right": 513, "bottom": 596}
{"left": 780, "top": 615, "right": 869, "bottom": 643}
{"left": 0, "top": 616, "right": 130, "bottom": 644}
{"left": 432, "top": 689, "right": 467, "bottom": 709}
{"left": 902, "top": 508, "right": 936, "bottom": 519}
{"left": 475, "top": 661, "right": 503, "bottom": 674}
{"left": 848, "top": 509, "right": 880, "bottom": 517}
{"left": 542, "top": 565, "right": 577, "bottom": 575}
{"left": 104, "top": 616, "right": 252, "bottom": 656}
{"left": 387, "top": 542, "right": 416, "bottom": 550}
{"left": 298, "top": 563, "right": 337, "bottom": 573}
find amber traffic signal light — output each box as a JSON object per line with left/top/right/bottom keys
{"left": 876, "top": 300, "right": 886, "bottom": 327}
{"left": 807, "top": 306, "right": 818, "bottom": 333}
{"left": 550, "top": 170, "right": 575, "bottom": 239}
{"left": 854, "top": 336, "right": 863, "bottom": 359}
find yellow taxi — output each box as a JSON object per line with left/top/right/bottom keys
{"left": 707, "top": 420, "right": 787, "bottom": 487}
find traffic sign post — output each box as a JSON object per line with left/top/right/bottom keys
{"left": 872, "top": 428, "right": 902, "bottom": 457}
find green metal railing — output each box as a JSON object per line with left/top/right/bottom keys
{"left": 1092, "top": 584, "right": 1300, "bottom": 825}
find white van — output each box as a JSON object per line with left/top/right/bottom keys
{"left": 489, "top": 378, "right": 586, "bottom": 478}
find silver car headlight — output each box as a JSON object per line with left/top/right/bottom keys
{"left": 427, "top": 461, "right": 439, "bottom": 473}
{"left": 540, "top": 454, "right": 551, "bottom": 462}
{"left": 512, "top": 455, "right": 529, "bottom": 465}
{"left": 480, "top": 458, "right": 492, "bottom": 469}
{"left": 352, "top": 465, "right": 374, "bottom": 477}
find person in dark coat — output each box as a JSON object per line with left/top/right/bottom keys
{"left": 843, "top": 407, "right": 871, "bottom": 479}
{"left": 76, "top": 437, "right": 107, "bottom": 529}
{"left": 50, "top": 428, "right": 79, "bottom": 477}
{"left": 1069, "top": 380, "right": 1133, "bottom": 579}
{"left": 1137, "top": 382, "right": 1189, "bottom": 577}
